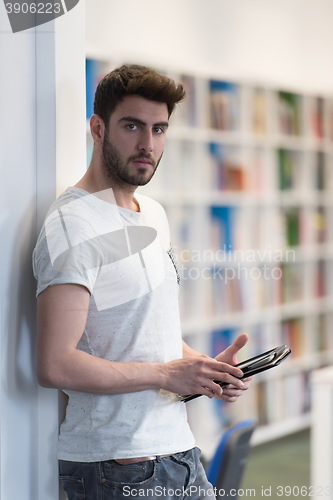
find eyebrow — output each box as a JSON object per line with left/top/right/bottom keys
{"left": 119, "top": 116, "right": 169, "bottom": 129}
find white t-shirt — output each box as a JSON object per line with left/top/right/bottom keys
{"left": 33, "top": 187, "right": 195, "bottom": 462}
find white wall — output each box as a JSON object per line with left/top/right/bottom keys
{"left": 86, "top": 0, "right": 333, "bottom": 94}
{"left": 0, "top": 12, "right": 40, "bottom": 498}
{"left": 0, "top": 2, "right": 86, "bottom": 498}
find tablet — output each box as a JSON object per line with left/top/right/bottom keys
{"left": 179, "top": 344, "right": 291, "bottom": 403}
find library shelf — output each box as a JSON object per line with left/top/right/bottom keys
{"left": 85, "top": 55, "right": 333, "bottom": 456}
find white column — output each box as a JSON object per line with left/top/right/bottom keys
{"left": 0, "top": 1, "right": 86, "bottom": 498}
{"left": 311, "top": 366, "right": 333, "bottom": 500}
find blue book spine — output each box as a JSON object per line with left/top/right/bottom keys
{"left": 210, "top": 205, "right": 234, "bottom": 250}
{"left": 85, "top": 59, "right": 98, "bottom": 120}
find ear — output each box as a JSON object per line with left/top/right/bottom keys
{"left": 90, "top": 114, "right": 105, "bottom": 144}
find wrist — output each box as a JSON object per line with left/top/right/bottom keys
{"left": 147, "top": 362, "right": 168, "bottom": 391}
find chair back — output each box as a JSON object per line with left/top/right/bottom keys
{"left": 206, "top": 420, "right": 256, "bottom": 500}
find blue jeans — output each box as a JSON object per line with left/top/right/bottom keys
{"left": 59, "top": 447, "right": 215, "bottom": 499}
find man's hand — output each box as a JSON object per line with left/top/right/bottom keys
{"left": 160, "top": 354, "right": 245, "bottom": 399}
{"left": 215, "top": 333, "right": 249, "bottom": 365}
{"left": 214, "top": 333, "right": 251, "bottom": 402}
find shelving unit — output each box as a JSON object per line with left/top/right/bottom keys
{"left": 85, "top": 57, "right": 333, "bottom": 457}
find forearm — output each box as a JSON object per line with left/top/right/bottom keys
{"left": 38, "top": 348, "right": 165, "bottom": 394}
{"left": 38, "top": 341, "right": 244, "bottom": 398}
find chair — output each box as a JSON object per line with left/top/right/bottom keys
{"left": 206, "top": 420, "right": 256, "bottom": 500}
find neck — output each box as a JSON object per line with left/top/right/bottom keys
{"left": 74, "top": 158, "right": 140, "bottom": 212}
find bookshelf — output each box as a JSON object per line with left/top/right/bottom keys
{"left": 85, "top": 57, "right": 333, "bottom": 457}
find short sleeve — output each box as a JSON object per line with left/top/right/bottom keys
{"left": 33, "top": 207, "right": 102, "bottom": 296}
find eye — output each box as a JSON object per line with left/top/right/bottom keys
{"left": 126, "top": 123, "right": 138, "bottom": 131}
{"left": 153, "top": 126, "right": 164, "bottom": 134}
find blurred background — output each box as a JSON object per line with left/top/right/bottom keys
{"left": 1, "top": 0, "right": 333, "bottom": 498}
{"left": 85, "top": 0, "right": 333, "bottom": 481}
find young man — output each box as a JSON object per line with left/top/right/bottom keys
{"left": 33, "top": 64, "right": 250, "bottom": 499}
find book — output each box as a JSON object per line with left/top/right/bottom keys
{"left": 280, "top": 318, "right": 303, "bottom": 358}
{"left": 278, "top": 91, "right": 301, "bottom": 136}
{"left": 85, "top": 58, "right": 98, "bottom": 120}
{"left": 85, "top": 58, "right": 106, "bottom": 120}
{"left": 315, "top": 152, "right": 325, "bottom": 191}
{"left": 282, "top": 208, "right": 300, "bottom": 247}
{"left": 252, "top": 88, "right": 267, "bottom": 134}
{"left": 280, "top": 262, "right": 304, "bottom": 303}
{"left": 311, "top": 97, "right": 324, "bottom": 139}
{"left": 209, "top": 143, "right": 245, "bottom": 191}
{"left": 209, "top": 80, "right": 239, "bottom": 131}
{"left": 277, "top": 148, "right": 301, "bottom": 191}
{"left": 210, "top": 205, "right": 235, "bottom": 251}
{"left": 178, "top": 75, "right": 197, "bottom": 126}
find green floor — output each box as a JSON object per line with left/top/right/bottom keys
{"left": 241, "top": 430, "right": 310, "bottom": 499}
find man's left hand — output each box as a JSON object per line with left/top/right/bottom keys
{"left": 214, "top": 333, "right": 251, "bottom": 402}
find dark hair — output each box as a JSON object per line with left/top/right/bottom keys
{"left": 93, "top": 64, "right": 185, "bottom": 126}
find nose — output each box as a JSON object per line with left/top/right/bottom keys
{"left": 138, "top": 130, "right": 153, "bottom": 154}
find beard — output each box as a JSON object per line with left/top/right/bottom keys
{"left": 101, "top": 134, "right": 162, "bottom": 187}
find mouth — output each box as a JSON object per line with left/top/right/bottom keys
{"left": 132, "top": 158, "right": 154, "bottom": 169}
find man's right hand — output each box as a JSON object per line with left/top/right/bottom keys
{"left": 160, "top": 355, "right": 244, "bottom": 399}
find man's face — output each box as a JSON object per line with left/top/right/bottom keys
{"left": 101, "top": 95, "right": 169, "bottom": 187}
